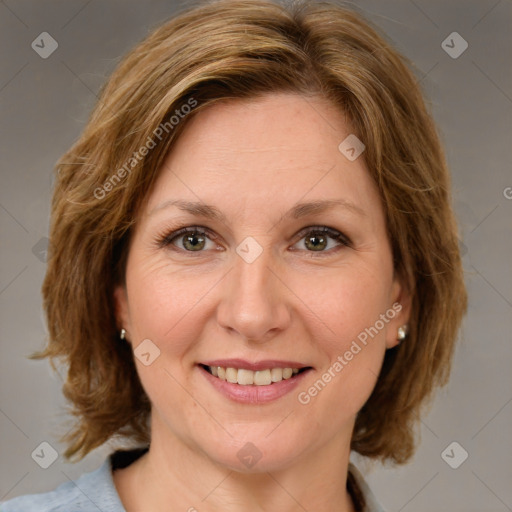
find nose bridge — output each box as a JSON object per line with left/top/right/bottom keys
{"left": 217, "top": 238, "right": 290, "bottom": 341}
{"left": 236, "top": 242, "right": 274, "bottom": 299}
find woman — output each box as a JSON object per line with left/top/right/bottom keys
{"left": 1, "top": 0, "right": 467, "bottom": 510}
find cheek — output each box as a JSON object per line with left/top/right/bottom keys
{"left": 296, "top": 264, "right": 392, "bottom": 410}
{"left": 305, "top": 262, "right": 393, "bottom": 348}
{"left": 125, "top": 256, "right": 221, "bottom": 353}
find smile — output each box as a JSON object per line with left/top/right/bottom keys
{"left": 202, "top": 365, "right": 308, "bottom": 385}
{"left": 198, "top": 361, "right": 313, "bottom": 404}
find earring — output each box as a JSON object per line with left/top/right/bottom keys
{"left": 397, "top": 324, "right": 409, "bottom": 342}
{"left": 120, "top": 328, "right": 126, "bottom": 340}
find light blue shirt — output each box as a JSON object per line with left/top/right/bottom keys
{"left": 1, "top": 448, "right": 385, "bottom": 511}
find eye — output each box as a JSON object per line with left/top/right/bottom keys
{"left": 156, "top": 225, "right": 351, "bottom": 255}
{"left": 158, "top": 226, "right": 219, "bottom": 253}
{"left": 292, "top": 226, "right": 351, "bottom": 254}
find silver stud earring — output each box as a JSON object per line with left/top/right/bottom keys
{"left": 397, "top": 324, "right": 409, "bottom": 342}
{"left": 120, "top": 328, "right": 127, "bottom": 340}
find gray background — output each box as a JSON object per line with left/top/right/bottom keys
{"left": 0, "top": 1, "right": 511, "bottom": 511}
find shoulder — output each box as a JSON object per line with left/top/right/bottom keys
{"left": 0, "top": 455, "right": 125, "bottom": 512}
{"left": 1, "top": 447, "right": 148, "bottom": 512}
{"left": 1, "top": 479, "right": 86, "bottom": 511}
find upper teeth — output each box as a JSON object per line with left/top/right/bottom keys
{"left": 209, "top": 366, "right": 300, "bottom": 385}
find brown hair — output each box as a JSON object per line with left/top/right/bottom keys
{"left": 32, "top": 0, "right": 467, "bottom": 464}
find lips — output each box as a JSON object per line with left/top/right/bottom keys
{"left": 202, "top": 364, "right": 307, "bottom": 385}
{"left": 200, "top": 359, "right": 310, "bottom": 372}
{"left": 198, "top": 360, "right": 313, "bottom": 404}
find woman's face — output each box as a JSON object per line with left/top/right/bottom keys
{"left": 115, "top": 93, "right": 409, "bottom": 472}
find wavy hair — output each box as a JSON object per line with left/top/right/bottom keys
{"left": 31, "top": 0, "right": 467, "bottom": 463}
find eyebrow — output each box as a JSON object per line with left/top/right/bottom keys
{"left": 149, "top": 198, "right": 365, "bottom": 222}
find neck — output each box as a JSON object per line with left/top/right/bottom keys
{"left": 114, "top": 415, "right": 356, "bottom": 512}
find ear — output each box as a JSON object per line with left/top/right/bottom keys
{"left": 385, "top": 272, "right": 412, "bottom": 349}
{"left": 113, "top": 284, "right": 132, "bottom": 343}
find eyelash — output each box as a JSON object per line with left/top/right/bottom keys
{"left": 155, "top": 225, "right": 352, "bottom": 256}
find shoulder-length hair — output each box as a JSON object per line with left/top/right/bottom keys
{"left": 32, "top": 0, "right": 467, "bottom": 463}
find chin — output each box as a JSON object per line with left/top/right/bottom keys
{"left": 197, "top": 429, "right": 310, "bottom": 473}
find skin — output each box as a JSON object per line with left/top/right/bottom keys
{"left": 113, "top": 93, "right": 411, "bottom": 512}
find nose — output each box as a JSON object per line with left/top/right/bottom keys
{"left": 216, "top": 243, "right": 291, "bottom": 344}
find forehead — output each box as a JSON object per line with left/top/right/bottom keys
{"left": 144, "top": 93, "right": 382, "bottom": 223}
